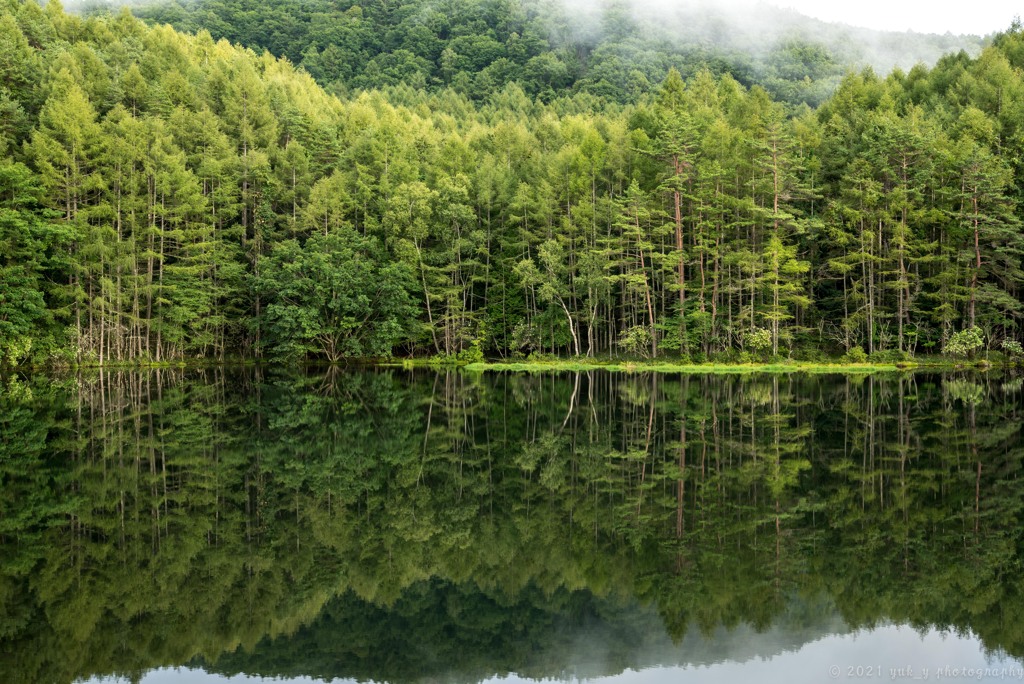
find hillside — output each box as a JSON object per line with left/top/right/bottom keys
{"left": 1, "top": 0, "right": 1023, "bottom": 368}
{"left": 115, "top": 0, "right": 987, "bottom": 107}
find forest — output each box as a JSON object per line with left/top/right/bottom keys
{"left": 126, "top": 0, "right": 983, "bottom": 107}
{"left": 1, "top": 0, "right": 1023, "bottom": 367}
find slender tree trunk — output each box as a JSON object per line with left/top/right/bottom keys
{"left": 157, "top": 202, "right": 165, "bottom": 362}
{"left": 556, "top": 295, "right": 581, "bottom": 357}
{"left": 970, "top": 193, "right": 980, "bottom": 329}
{"left": 674, "top": 156, "right": 686, "bottom": 341}
{"left": 416, "top": 241, "right": 441, "bottom": 354}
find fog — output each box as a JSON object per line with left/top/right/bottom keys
{"left": 555, "top": 0, "right": 1011, "bottom": 37}
{"left": 65, "top": 0, "right": 1016, "bottom": 37}
{"left": 548, "top": 0, "right": 986, "bottom": 75}
{"left": 773, "top": 0, "right": 1018, "bottom": 36}
{"left": 64, "top": 0, "right": 993, "bottom": 94}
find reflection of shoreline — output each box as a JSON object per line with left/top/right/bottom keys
{"left": 410, "top": 359, "right": 919, "bottom": 373}
{"left": 199, "top": 588, "right": 853, "bottom": 683}
{"left": 203, "top": 589, "right": 851, "bottom": 679}
{"left": 202, "top": 589, "right": 1016, "bottom": 684}
{"left": 5, "top": 369, "right": 1024, "bottom": 684}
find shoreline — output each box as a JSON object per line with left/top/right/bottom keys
{"left": 385, "top": 358, "right": 1007, "bottom": 374}
{"left": 7, "top": 357, "right": 1011, "bottom": 375}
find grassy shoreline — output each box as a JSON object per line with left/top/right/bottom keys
{"left": 462, "top": 361, "right": 910, "bottom": 373}
{"left": 10, "top": 357, "right": 1008, "bottom": 375}
{"left": 386, "top": 358, "right": 1006, "bottom": 374}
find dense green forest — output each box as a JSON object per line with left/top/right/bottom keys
{"left": 1, "top": 0, "right": 1023, "bottom": 367}
{"left": 2, "top": 369, "right": 1023, "bottom": 682}
{"left": 124, "top": 0, "right": 984, "bottom": 107}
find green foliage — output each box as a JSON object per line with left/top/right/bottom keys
{"left": 0, "top": 0, "right": 1022, "bottom": 366}
{"left": 618, "top": 325, "right": 653, "bottom": 358}
{"left": 842, "top": 347, "right": 868, "bottom": 363}
{"left": 509, "top": 322, "right": 541, "bottom": 357}
{"left": 128, "top": 0, "right": 982, "bottom": 107}
{"left": 944, "top": 326, "right": 986, "bottom": 358}
{"left": 0, "top": 160, "right": 64, "bottom": 367}
{"left": 256, "top": 230, "right": 417, "bottom": 361}
{"left": 1001, "top": 339, "right": 1023, "bottom": 357}
{"left": 745, "top": 328, "right": 773, "bottom": 354}
{"left": 459, "top": 340, "right": 485, "bottom": 364}
{"left": 427, "top": 342, "right": 484, "bottom": 365}
{"left": 868, "top": 349, "right": 912, "bottom": 363}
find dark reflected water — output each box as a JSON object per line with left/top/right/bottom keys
{"left": 2, "top": 368, "right": 1024, "bottom": 683}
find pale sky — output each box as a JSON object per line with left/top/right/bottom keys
{"left": 772, "top": 1, "right": 1019, "bottom": 36}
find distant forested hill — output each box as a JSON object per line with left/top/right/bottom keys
{"left": 115, "top": 0, "right": 986, "bottom": 106}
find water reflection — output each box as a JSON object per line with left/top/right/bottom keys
{"left": 1, "top": 368, "right": 1022, "bottom": 683}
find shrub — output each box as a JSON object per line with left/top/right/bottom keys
{"left": 618, "top": 325, "right": 654, "bottom": 358}
{"left": 709, "top": 349, "right": 738, "bottom": 364}
{"left": 843, "top": 346, "right": 868, "bottom": 363}
{"left": 1001, "top": 339, "right": 1023, "bottom": 357}
{"left": 794, "top": 346, "right": 828, "bottom": 363}
{"left": 745, "top": 328, "right": 772, "bottom": 355}
{"left": 509, "top": 322, "right": 540, "bottom": 355}
{"left": 944, "top": 326, "right": 985, "bottom": 358}
{"left": 457, "top": 342, "right": 485, "bottom": 364}
{"left": 869, "top": 349, "right": 912, "bottom": 363}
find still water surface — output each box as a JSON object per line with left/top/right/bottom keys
{"left": 1, "top": 368, "right": 1022, "bottom": 683}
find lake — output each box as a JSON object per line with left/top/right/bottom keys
{"left": 1, "top": 368, "right": 1023, "bottom": 683}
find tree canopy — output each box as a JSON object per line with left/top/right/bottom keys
{"left": 0, "top": 0, "right": 1022, "bottom": 367}
{"left": 126, "top": 0, "right": 984, "bottom": 108}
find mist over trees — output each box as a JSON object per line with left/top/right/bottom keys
{"left": 0, "top": 0, "right": 1022, "bottom": 366}
{"left": 121, "top": 0, "right": 986, "bottom": 108}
